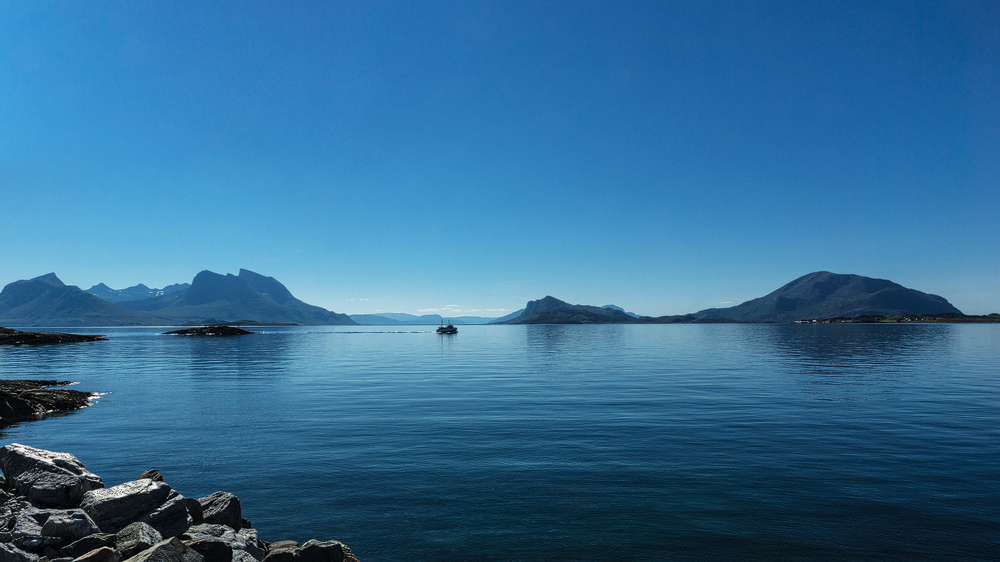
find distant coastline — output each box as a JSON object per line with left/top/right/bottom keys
{"left": 2, "top": 270, "right": 998, "bottom": 327}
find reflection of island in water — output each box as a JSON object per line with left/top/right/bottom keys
{"left": 749, "top": 323, "right": 956, "bottom": 393}
{"left": 172, "top": 328, "right": 299, "bottom": 384}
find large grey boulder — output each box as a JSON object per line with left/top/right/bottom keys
{"left": 262, "top": 540, "right": 358, "bottom": 562}
{"left": 0, "top": 500, "right": 67, "bottom": 552}
{"left": 137, "top": 490, "right": 192, "bottom": 538}
{"left": 0, "top": 444, "right": 103, "bottom": 508}
{"left": 80, "top": 480, "right": 190, "bottom": 537}
{"left": 124, "top": 538, "right": 204, "bottom": 562}
{"left": 183, "top": 538, "right": 232, "bottom": 562}
{"left": 0, "top": 500, "right": 47, "bottom": 539}
{"left": 39, "top": 509, "right": 100, "bottom": 542}
{"left": 0, "top": 542, "right": 38, "bottom": 562}
{"left": 58, "top": 533, "right": 115, "bottom": 558}
{"left": 116, "top": 523, "right": 163, "bottom": 559}
{"left": 181, "top": 525, "right": 263, "bottom": 562}
{"left": 197, "top": 493, "right": 241, "bottom": 530}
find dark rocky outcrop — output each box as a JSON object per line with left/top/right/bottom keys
{"left": 162, "top": 327, "right": 254, "bottom": 337}
{"left": 0, "top": 380, "right": 97, "bottom": 427}
{"left": 0, "top": 328, "right": 106, "bottom": 346}
{"left": 262, "top": 540, "right": 357, "bottom": 562}
{"left": 197, "top": 493, "right": 241, "bottom": 529}
{"left": 0, "top": 444, "right": 360, "bottom": 562}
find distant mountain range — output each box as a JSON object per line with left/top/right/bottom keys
{"left": 0, "top": 273, "right": 161, "bottom": 327}
{"left": 350, "top": 313, "right": 501, "bottom": 325}
{"left": 500, "top": 272, "right": 963, "bottom": 324}
{"left": 0, "top": 269, "right": 354, "bottom": 327}
{"left": 0, "top": 270, "right": 971, "bottom": 327}
{"left": 86, "top": 282, "right": 190, "bottom": 303}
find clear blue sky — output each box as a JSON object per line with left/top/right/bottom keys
{"left": 2, "top": 1, "right": 997, "bottom": 316}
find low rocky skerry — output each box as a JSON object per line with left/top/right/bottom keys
{"left": 162, "top": 327, "right": 254, "bottom": 337}
{"left": 0, "top": 329, "right": 106, "bottom": 346}
{"left": 0, "top": 381, "right": 95, "bottom": 427}
{"left": 0, "top": 444, "right": 359, "bottom": 562}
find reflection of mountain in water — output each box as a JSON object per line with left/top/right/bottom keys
{"left": 524, "top": 324, "right": 629, "bottom": 373}
{"left": 751, "top": 324, "right": 955, "bottom": 391}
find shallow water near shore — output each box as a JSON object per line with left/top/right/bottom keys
{"left": 1, "top": 324, "right": 998, "bottom": 561}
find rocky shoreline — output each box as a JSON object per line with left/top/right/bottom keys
{"left": 0, "top": 444, "right": 359, "bottom": 562}
{"left": 0, "top": 381, "right": 95, "bottom": 428}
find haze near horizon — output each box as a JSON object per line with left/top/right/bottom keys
{"left": 2, "top": 1, "right": 997, "bottom": 315}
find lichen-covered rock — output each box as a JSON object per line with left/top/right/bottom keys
{"left": 39, "top": 509, "right": 100, "bottom": 542}
{"left": 116, "top": 523, "right": 163, "bottom": 559}
{"left": 0, "top": 444, "right": 103, "bottom": 507}
{"left": 124, "top": 538, "right": 204, "bottom": 562}
{"left": 79, "top": 480, "right": 173, "bottom": 534}
{"left": 58, "top": 533, "right": 115, "bottom": 559}
{"left": 74, "top": 546, "right": 121, "bottom": 562}
{"left": 0, "top": 542, "right": 38, "bottom": 562}
{"left": 262, "top": 540, "right": 357, "bottom": 562}
{"left": 197, "top": 493, "right": 240, "bottom": 530}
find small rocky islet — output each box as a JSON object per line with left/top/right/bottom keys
{"left": 0, "top": 381, "right": 95, "bottom": 427}
{"left": 161, "top": 327, "right": 254, "bottom": 337}
{"left": 0, "top": 329, "right": 106, "bottom": 346}
{"left": 0, "top": 444, "right": 359, "bottom": 562}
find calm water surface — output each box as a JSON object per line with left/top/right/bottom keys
{"left": 1, "top": 324, "right": 997, "bottom": 561}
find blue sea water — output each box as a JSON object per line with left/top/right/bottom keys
{"left": 1, "top": 324, "right": 998, "bottom": 561}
